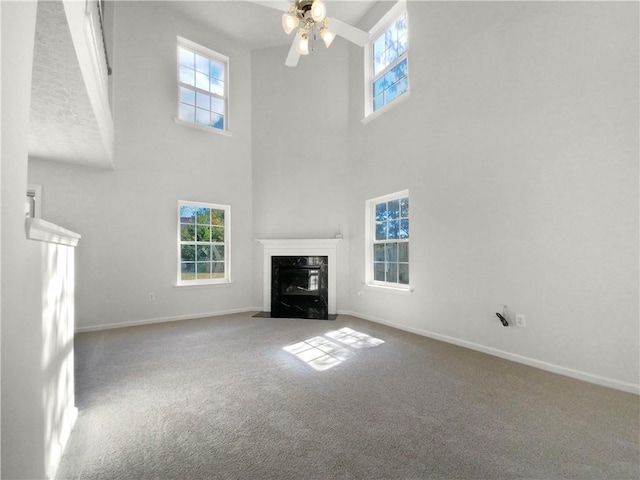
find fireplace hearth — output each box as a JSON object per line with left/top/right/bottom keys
{"left": 271, "top": 256, "right": 328, "bottom": 319}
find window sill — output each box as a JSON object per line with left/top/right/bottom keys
{"left": 365, "top": 283, "right": 413, "bottom": 295}
{"left": 361, "top": 89, "right": 411, "bottom": 126}
{"left": 174, "top": 117, "right": 232, "bottom": 137}
{"left": 174, "top": 281, "right": 234, "bottom": 289}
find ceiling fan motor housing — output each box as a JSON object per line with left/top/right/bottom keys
{"left": 295, "top": 0, "right": 315, "bottom": 20}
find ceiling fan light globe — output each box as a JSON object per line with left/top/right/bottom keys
{"left": 320, "top": 27, "right": 336, "bottom": 48}
{"left": 295, "top": 32, "right": 309, "bottom": 55}
{"left": 311, "top": 0, "right": 327, "bottom": 22}
{"left": 282, "top": 13, "right": 298, "bottom": 35}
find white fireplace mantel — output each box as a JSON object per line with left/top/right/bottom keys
{"left": 256, "top": 238, "right": 341, "bottom": 314}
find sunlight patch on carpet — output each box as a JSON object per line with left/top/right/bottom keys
{"left": 283, "top": 329, "right": 385, "bottom": 371}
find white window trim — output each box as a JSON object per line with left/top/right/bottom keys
{"left": 175, "top": 36, "right": 231, "bottom": 136}
{"left": 176, "top": 200, "right": 231, "bottom": 287}
{"left": 363, "top": 0, "right": 409, "bottom": 122}
{"left": 365, "top": 189, "right": 411, "bottom": 292}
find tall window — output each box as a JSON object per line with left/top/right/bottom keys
{"left": 176, "top": 36, "right": 228, "bottom": 132}
{"left": 366, "top": 191, "right": 410, "bottom": 288}
{"left": 365, "top": 1, "right": 409, "bottom": 118}
{"left": 178, "top": 201, "right": 230, "bottom": 285}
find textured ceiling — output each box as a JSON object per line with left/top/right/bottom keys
{"left": 29, "top": 0, "right": 112, "bottom": 168}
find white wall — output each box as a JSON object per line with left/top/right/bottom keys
{"left": 2, "top": 2, "right": 51, "bottom": 477}
{"left": 346, "top": 1, "right": 639, "bottom": 391}
{"left": 29, "top": 1, "right": 254, "bottom": 331}
{"left": 251, "top": 43, "right": 351, "bottom": 310}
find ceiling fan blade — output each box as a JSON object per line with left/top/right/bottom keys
{"left": 285, "top": 35, "right": 301, "bottom": 67}
{"left": 328, "top": 17, "right": 369, "bottom": 47}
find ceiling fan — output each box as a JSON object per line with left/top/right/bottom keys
{"left": 275, "top": 0, "right": 370, "bottom": 67}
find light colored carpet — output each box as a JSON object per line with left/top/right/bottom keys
{"left": 56, "top": 313, "right": 639, "bottom": 479}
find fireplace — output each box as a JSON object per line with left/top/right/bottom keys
{"left": 272, "top": 256, "right": 328, "bottom": 319}
{"left": 256, "top": 238, "right": 341, "bottom": 319}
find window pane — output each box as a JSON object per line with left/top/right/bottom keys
{"left": 196, "top": 225, "right": 211, "bottom": 242}
{"left": 374, "top": 262, "right": 385, "bottom": 281}
{"left": 179, "top": 47, "right": 194, "bottom": 68}
{"left": 386, "top": 42, "right": 398, "bottom": 65}
{"left": 180, "top": 87, "right": 195, "bottom": 105}
{"left": 373, "top": 244, "right": 385, "bottom": 262}
{"left": 388, "top": 220, "right": 399, "bottom": 239}
{"left": 398, "top": 242, "right": 409, "bottom": 263}
{"left": 196, "top": 208, "right": 210, "bottom": 224}
{"left": 210, "top": 209, "right": 225, "bottom": 226}
{"left": 211, "top": 226, "right": 224, "bottom": 242}
{"left": 373, "top": 76, "right": 385, "bottom": 97}
{"left": 195, "top": 54, "right": 209, "bottom": 74}
{"left": 375, "top": 222, "right": 387, "bottom": 241}
{"left": 210, "top": 60, "right": 224, "bottom": 80}
{"left": 385, "top": 242, "right": 398, "bottom": 262}
{"left": 180, "top": 205, "right": 197, "bottom": 223}
{"left": 179, "top": 66, "right": 195, "bottom": 86}
{"left": 386, "top": 263, "right": 398, "bottom": 283}
{"left": 196, "top": 262, "right": 211, "bottom": 279}
{"left": 388, "top": 200, "right": 400, "bottom": 219}
{"left": 398, "top": 33, "right": 408, "bottom": 56}
{"left": 196, "top": 108, "right": 210, "bottom": 125}
{"left": 196, "top": 92, "right": 210, "bottom": 109}
{"left": 181, "top": 262, "right": 195, "bottom": 280}
{"left": 210, "top": 78, "right": 224, "bottom": 96}
{"left": 385, "top": 83, "right": 398, "bottom": 104}
{"left": 375, "top": 202, "right": 387, "bottom": 222}
{"left": 384, "top": 68, "right": 397, "bottom": 89}
{"left": 181, "top": 245, "right": 195, "bottom": 262}
{"left": 397, "top": 77, "right": 409, "bottom": 97}
{"left": 195, "top": 71, "right": 209, "bottom": 91}
{"left": 399, "top": 218, "right": 409, "bottom": 238}
{"left": 180, "top": 224, "right": 195, "bottom": 241}
{"left": 211, "top": 114, "right": 224, "bottom": 130}
{"left": 400, "top": 197, "right": 409, "bottom": 218}
{"left": 211, "top": 245, "right": 225, "bottom": 261}
{"left": 398, "top": 264, "right": 409, "bottom": 284}
{"left": 396, "top": 12, "right": 407, "bottom": 37}
{"left": 212, "top": 262, "right": 225, "bottom": 278}
{"left": 373, "top": 94, "right": 384, "bottom": 112}
{"left": 373, "top": 35, "right": 386, "bottom": 75}
{"left": 197, "top": 245, "right": 211, "bottom": 261}
{"left": 386, "top": 21, "right": 398, "bottom": 46}
{"left": 179, "top": 104, "right": 195, "bottom": 123}
{"left": 399, "top": 219, "right": 409, "bottom": 239}
{"left": 211, "top": 97, "right": 224, "bottom": 115}
{"left": 396, "top": 57, "right": 408, "bottom": 80}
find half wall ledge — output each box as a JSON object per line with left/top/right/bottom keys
{"left": 26, "top": 218, "right": 81, "bottom": 247}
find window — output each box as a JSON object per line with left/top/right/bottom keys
{"left": 364, "top": 1, "right": 409, "bottom": 118}
{"left": 178, "top": 201, "right": 230, "bottom": 285}
{"left": 176, "top": 36, "right": 228, "bottom": 133}
{"left": 366, "top": 190, "right": 409, "bottom": 288}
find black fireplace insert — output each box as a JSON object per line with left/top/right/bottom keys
{"left": 271, "top": 256, "right": 328, "bottom": 319}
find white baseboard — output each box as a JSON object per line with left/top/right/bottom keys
{"left": 75, "top": 307, "right": 263, "bottom": 333}
{"left": 337, "top": 310, "right": 639, "bottom": 395}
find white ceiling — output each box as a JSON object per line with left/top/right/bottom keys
{"left": 165, "top": 0, "right": 377, "bottom": 50}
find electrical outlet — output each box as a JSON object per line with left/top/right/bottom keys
{"left": 516, "top": 314, "right": 526, "bottom": 327}
{"left": 149, "top": 293, "right": 155, "bottom": 302}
